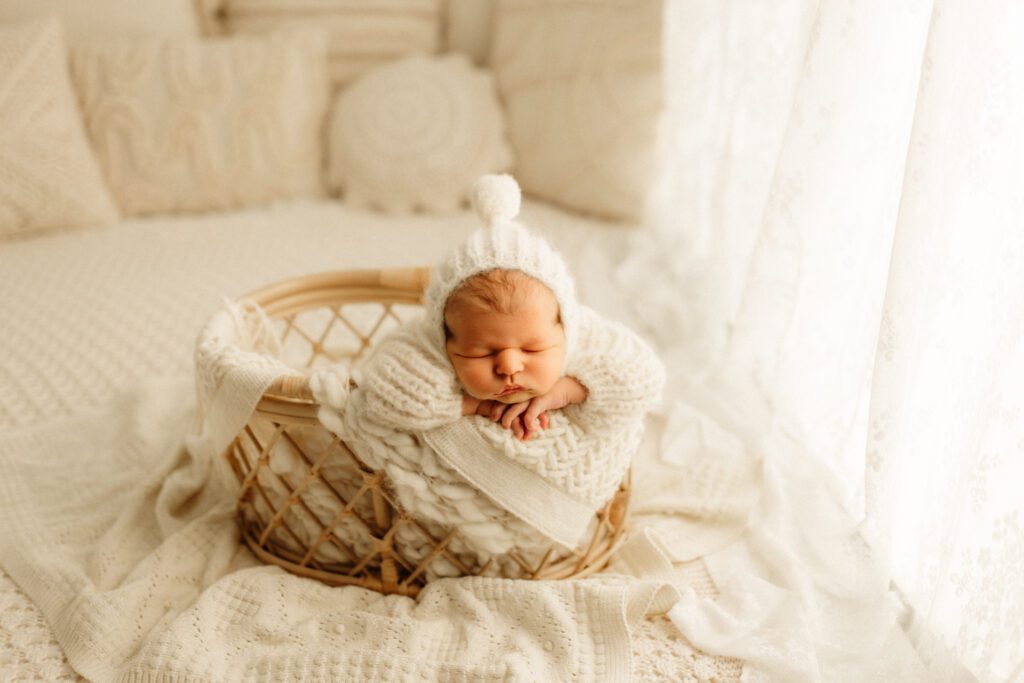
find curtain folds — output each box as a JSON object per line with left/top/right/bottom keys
{"left": 861, "top": 2, "right": 1024, "bottom": 680}
{"left": 639, "top": 0, "right": 1023, "bottom": 679}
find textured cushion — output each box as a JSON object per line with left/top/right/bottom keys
{"left": 491, "top": 0, "right": 664, "bottom": 223}
{"left": 0, "top": 0, "right": 199, "bottom": 44}
{"left": 0, "top": 18, "right": 119, "bottom": 240}
{"left": 327, "top": 54, "right": 512, "bottom": 213}
{"left": 70, "top": 32, "right": 329, "bottom": 217}
{"left": 219, "top": 0, "right": 441, "bottom": 89}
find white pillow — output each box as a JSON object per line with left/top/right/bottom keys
{"left": 0, "top": 18, "right": 119, "bottom": 240}
{"left": 70, "top": 31, "right": 330, "bottom": 217}
{"left": 0, "top": 0, "right": 200, "bottom": 44}
{"left": 220, "top": 0, "right": 442, "bottom": 89}
{"left": 327, "top": 54, "right": 512, "bottom": 213}
{"left": 491, "top": 0, "right": 664, "bottom": 223}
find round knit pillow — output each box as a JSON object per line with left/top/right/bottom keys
{"left": 327, "top": 54, "right": 513, "bottom": 213}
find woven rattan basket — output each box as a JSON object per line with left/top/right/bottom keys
{"left": 224, "top": 267, "right": 631, "bottom": 596}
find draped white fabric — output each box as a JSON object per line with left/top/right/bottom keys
{"left": 862, "top": 3, "right": 1024, "bottom": 680}
{"left": 591, "top": 0, "right": 1023, "bottom": 680}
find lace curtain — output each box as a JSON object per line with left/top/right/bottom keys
{"left": 624, "top": 0, "right": 1022, "bottom": 679}
{"left": 861, "top": 3, "right": 1024, "bottom": 678}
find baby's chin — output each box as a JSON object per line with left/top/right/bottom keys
{"left": 493, "top": 390, "right": 533, "bottom": 404}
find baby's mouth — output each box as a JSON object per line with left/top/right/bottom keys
{"left": 497, "top": 385, "right": 525, "bottom": 397}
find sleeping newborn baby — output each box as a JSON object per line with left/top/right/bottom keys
{"left": 315, "top": 175, "right": 665, "bottom": 578}
{"left": 448, "top": 267, "right": 587, "bottom": 442}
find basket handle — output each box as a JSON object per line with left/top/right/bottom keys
{"left": 379, "top": 266, "right": 431, "bottom": 293}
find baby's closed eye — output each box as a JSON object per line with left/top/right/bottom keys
{"left": 523, "top": 346, "right": 556, "bottom": 354}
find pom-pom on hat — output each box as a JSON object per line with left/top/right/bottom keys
{"left": 471, "top": 173, "right": 521, "bottom": 226}
{"left": 424, "top": 174, "right": 579, "bottom": 364}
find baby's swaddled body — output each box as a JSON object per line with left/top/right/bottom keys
{"left": 313, "top": 175, "right": 665, "bottom": 578}
{"left": 322, "top": 305, "right": 663, "bottom": 577}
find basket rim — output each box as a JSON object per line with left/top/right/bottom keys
{"left": 243, "top": 266, "right": 432, "bottom": 403}
{"left": 243, "top": 266, "right": 430, "bottom": 311}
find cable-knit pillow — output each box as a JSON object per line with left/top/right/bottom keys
{"left": 69, "top": 31, "right": 329, "bottom": 217}
{"left": 0, "top": 18, "right": 119, "bottom": 240}
{"left": 327, "top": 54, "right": 513, "bottom": 213}
{"left": 491, "top": 0, "right": 664, "bottom": 223}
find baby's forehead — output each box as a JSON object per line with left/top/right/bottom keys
{"left": 446, "top": 269, "right": 559, "bottom": 316}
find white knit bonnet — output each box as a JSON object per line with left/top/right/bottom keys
{"left": 424, "top": 174, "right": 579, "bottom": 365}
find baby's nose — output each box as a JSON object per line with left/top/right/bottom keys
{"left": 494, "top": 348, "right": 524, "bottom": 376}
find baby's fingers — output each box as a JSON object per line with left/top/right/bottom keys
{"left": 488, "top": 401, "right": 506, "bottom": 422}
{"left": 512, "top": 417, "right": 525, "bottom": 440}
{"left": 539, "top": 412, "right": 550, "bottom": 430}
{"left": 522, "top": 400, "right": 548, "bottom": 433}
{"left": 501, "top": 401, "right": 528, "bottom": 429}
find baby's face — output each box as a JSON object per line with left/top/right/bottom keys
{"left": 445, "top": 282, "right": 565, "bottom": 404}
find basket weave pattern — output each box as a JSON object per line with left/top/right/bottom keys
{"left": 225, "top": 268, "right": 631, "bottom": 596}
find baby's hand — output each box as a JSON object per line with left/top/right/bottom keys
{"left": 499, "top": 402, "right": 549, "bottom": 441}
{"left": 462, "top": 394, "right": 549, "bottom": 440}
{"left": 461, "top": 394, "right": 483, "bottom": 416}
{"left": 464, "top": 395, "right": 535, "bottom": 428}
{"left": 462, "top": 395, "right": 503, "bottom": 419}
{"left": 501, "top": 377, "right": 588, "bottom": 442}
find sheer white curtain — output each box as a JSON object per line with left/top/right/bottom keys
{"left": 609, "top": 0, "right": 1023, "bottom": 679}
{"left": 861, "top": 3, "right": 1024, "bottom": 679}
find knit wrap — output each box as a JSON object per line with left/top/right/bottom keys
{"left": 321, "top": 306, "right": 665, "bottom": 561}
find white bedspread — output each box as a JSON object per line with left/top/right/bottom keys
{"left": 0, "top": 201, "right": 747, "bottom": 681}
{"left": 0, "top": 199, "right": 928, "bottom": 681}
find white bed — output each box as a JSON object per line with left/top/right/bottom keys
{"left": 0, "top": 191, "right": 936, "bottom": 681}
{"left": 0, "top": 199, "right": 758, "bottom": 681}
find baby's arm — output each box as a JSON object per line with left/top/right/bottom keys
{"left": 355, "top": 320, "right": 463, "bottom": 432}
{"left": 559, "top": 306, "right": 665, "bottom": 433}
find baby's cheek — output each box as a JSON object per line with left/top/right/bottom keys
{"left": 457, "top": 361, "right": 492, "bottom": 395}
{"left": 543, "top": 354, "right": 566, "bottom": 381}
